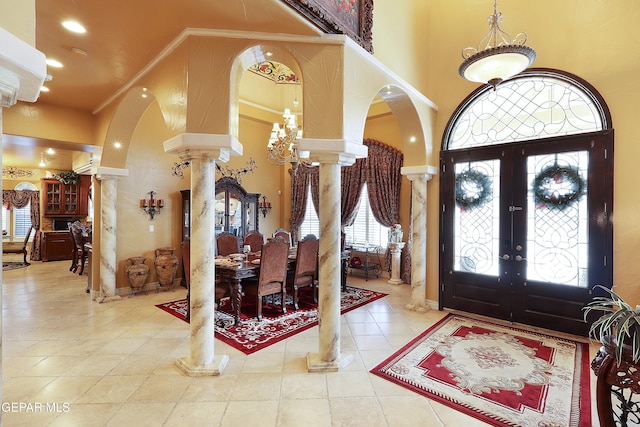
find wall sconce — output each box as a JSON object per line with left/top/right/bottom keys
{"left": 259, "top": 195, "right": 272, "bottom": 218}
{"left": 140, "top": 191, "right": 164, "bottom": 220}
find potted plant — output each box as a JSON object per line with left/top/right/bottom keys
{"left": 583, "top": 285, "right": 640, "bottom": 426}
{"left": 583, "top": 284, "right": 640, "bottom": 366}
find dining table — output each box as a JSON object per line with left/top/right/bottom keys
{"left": 215, "top": 248, "right": 297, "bottom": 325}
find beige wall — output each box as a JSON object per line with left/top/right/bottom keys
{"left": 0, "top": 0, "right": 36, "bottom": 46}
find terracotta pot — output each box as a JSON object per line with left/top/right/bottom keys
{"left": 154, "top": 247, "right": 178, "bottom": 288}
{"left": 125, "top": 256, "right": 149, "bottom": 290}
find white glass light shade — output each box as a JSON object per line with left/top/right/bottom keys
{"left": 459, "top": 46, "right": 536, "bottom": 87}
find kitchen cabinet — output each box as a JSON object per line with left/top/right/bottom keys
{"left": 43, "top": 175, "right": 91, "bottom": 217}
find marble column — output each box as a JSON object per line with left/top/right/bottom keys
{"left": 164, "top": 133, "right": 242, "bottom": 376}
{"left": 94, "top": 167, "right": 129, "bottom": 303}
{"left": 401, "top": 165, "right": 437, "bottom": 312}
{"left": 302, "top": 141, "right": 367, "bottom": 373}
{"left": 387, "top": 242, "right": 405, "bottom": 285}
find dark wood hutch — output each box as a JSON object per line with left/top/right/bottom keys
{"left": 180, "top": 177, "right": 260, "bottom": 246}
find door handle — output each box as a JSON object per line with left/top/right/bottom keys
{"left": 515, "top": 255, "right": 526, "bottom": 262}
{"left": 501, "top": 254, "right": 510, "bottom": 260}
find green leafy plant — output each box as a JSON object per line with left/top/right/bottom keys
{"left": 583, "top": 285, "right": 640, "bottom": 366}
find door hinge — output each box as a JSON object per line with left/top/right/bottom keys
{"left": 509, "top": 206, "right": 523, "bottom": 212}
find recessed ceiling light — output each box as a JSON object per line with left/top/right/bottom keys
{"left": 46, "top": 58, "right": 63, "bottom": 68}
{"left": 40, "top": 86, "right": 50, "bottom": 92}
{"left": 70, "top": 47, "right": 88, "bottom": 57}
{"left": 265, "top": 51, "right": 273, "bottom": 57}
{"left": 47, "top": 148, "right": 55, "bottom": 155}
{"left": 62, "top": 20, "right": 86, "bottom": 34}
{"left": 409, "top": 136, "right": 417, "bottom": 143}
{"left": 113, "top": 141, "right": 122, "bottom": 149}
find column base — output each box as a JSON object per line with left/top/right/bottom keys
{"left": 405, "top": 303, "right": 430, "bottom": 313}
{"left": 95, "top": 295, "right": 121, "bottom": 303}
{"left": 175, "top": 355, "right": 229, "bottom": 376}
{"left": 306, "top": 352, "right": 354, "bottom": 372}
{"left": 387, "top": 278, "right": 403, "bottom": 285}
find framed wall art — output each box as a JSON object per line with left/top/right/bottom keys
{"left": 281, "top": 0, "right": 374, "bottom": 52}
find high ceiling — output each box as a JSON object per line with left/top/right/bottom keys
{"left": 36, "top": 0, "right": 319, "bottom": 112}
{"left": 3, "top": 0, "right": 320, "bottom": 172}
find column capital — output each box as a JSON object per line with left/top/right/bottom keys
{"left": 93, "top": 166, "right": 129, "bottom": 181}
{"left": 300, "top": 138, "right": 368, "bottom": 167}
{"left": 401, "top": 165, "right": 438, "bottom": 182}
{"left": 163, "top": 133, "right": 242, "bottom": 163}
{"left": 0, "top": 28, "right": 47, "bottom": 107}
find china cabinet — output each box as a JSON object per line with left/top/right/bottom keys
{"left": 181, "top": 177, "right": 259, "bottom": 244}
{"left": 42, "top": 175, "right": 91, "bottom": 217}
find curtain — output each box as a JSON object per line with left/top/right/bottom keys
{"left": 340, "top": 158, "right": 366, "bottom": 227}
{"left": 2, "top": 190, "right": 42, "bottom": 261}
{"left": 289, "top": 165, "right": 313, "bottom": 243}
{"left": 364, "top": 139, "right": 403, "bottom": 227}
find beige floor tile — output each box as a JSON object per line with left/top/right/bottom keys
{"left": 277, "top": 399, "right": 332, "bottom": 427}
{"left": 221, "top": 400, "right": 279, "bottom": 427}
{"left": 2, "top": 259, "right": 601, "bottom": 427}
{"left": 163, "top": 401, "right": 228, "bottom": 426}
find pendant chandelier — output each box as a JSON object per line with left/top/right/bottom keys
{"left": 459, "top": 0, "right": 536, "bottom": 89}
{"left": 266, "top": 104, "right": 309, "bottom": 171}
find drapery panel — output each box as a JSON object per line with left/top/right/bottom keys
{"left": 289, "top": 165, "right": 314, "bottom": 243}
{"left": 2, "top": 190, "right": 42, "bottom": 260}
{"left": 292, "top": 139, "right": 408, "bottom": 281}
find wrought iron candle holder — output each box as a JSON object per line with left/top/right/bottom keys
{"left": 140, "top": 191, "right": 164, "bottom": 220}
{"left": 259, "top": 195, "right": 272, "bottom": 218}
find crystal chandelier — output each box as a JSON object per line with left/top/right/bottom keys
{"left": 459, "top": 0, "right": 536, "bottom": 89}
{"left": 267, "top": 105, "right": 309, "bottom": 171}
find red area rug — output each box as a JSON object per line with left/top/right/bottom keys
{"left": 371, "top": 314, "right": 592, "bottom": 427}
{"left": 156, "top": 285, "right": 387, "bottom": 354}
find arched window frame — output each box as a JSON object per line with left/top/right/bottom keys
{"left": 443, "top": 68, "right": 613, "bottom": 151}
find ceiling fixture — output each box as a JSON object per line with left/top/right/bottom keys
{"left": 267, "top": 104, "right": 309, "bottom": 172}
{"left": 458, "top": 0, "right": 535, "bottom": 89}
{"left": 46, "top": 58, "right": 63, "bottom": 68}
{"left": 46, "top": 148, "right": 55, "bottom": 155}
{"left": 62, "top": 20, "right": 86, "bottom": 34}
{"left": 39, "top": 153, "right": 46, "bottom": 168}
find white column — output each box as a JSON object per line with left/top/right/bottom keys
{"left": 165, "top": 133, "right": 242, "bottom": 376}
{"left": 302, "top": 139, "right": 367, "bottom": 372}
{"left": 388, "top": 242, "right": 405, "bottom": 285}
{"left": 94, "top": 167, "right": 129, "bottom": 303}
{"left": 401, "top": 165, "right": 437, "bottom": 312}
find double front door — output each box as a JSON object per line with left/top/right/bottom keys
{"left": 439, "top": 131, "right": 613, "bottom": 336}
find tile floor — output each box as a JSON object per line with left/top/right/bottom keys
{"left": 2, "top": 255, "right": 600, "bottom": 426}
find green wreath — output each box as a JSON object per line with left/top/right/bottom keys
{"left": 455, "top": 169, "right": 492, "bottom": 211}
{"left": 54, "top": 171, "right": 79, "bottom": 185}
{"left": 532, "top": 164, "right": 585, "bottom": 210}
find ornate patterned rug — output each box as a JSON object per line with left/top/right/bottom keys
{"left": 156, "top": 285, "right": 387, "bottom": 354}
{"left": 2, "top": 261, "right": 30, "bottom": 271}
{"left": 371, "top": 314, "right": 592, "bottom": 427}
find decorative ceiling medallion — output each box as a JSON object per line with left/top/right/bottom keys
{"left": 2, "top": 166, "right": 35, "bottom": 179}
{"left": 249, "top": 61, "right": 299, "bottom": 84}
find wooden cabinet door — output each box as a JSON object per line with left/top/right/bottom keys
{"left": 44, "top": 179, "right": 62, "bottom": 215}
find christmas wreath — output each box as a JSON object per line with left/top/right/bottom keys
{"left": 455, "top": 169, "right": 492, "bottom": 211}
{"left": 532, "top": 164, "right": 585, "bottom": 210}
{"left": 54, "top": 171, "right": 79, "bottom": 185}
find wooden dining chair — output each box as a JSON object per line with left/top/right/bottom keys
{"left": 3, "top": 226, "right": 34, "bottom": 265}
{"left": 287, "top": 234, "right": 319, "bottom": 310}
{"left": 272, "top": 228, "right": 292, "bottom": 247}
{"left": 216, "top": 232, "right": 240, "bottom": 257}
{"left": 69, "top": 221, "right": 89, "bottom": 275}
{"left": 182, "top": 238, "right": 231, "bottom": 321}
{"left": 242, "top": 238, "right": 289, "bottom": 321}
{"left": 243, "top": 230, "right": 264, "bottom": 253}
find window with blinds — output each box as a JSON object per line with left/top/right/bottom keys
{"left": 300, "top": 184, "right": 388, "bottom": 247}
{"left": 14, "top": 203, "right": 32, "bottom": 237}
